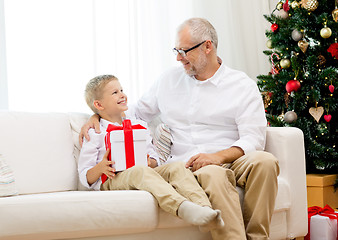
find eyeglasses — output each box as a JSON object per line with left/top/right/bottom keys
{"left": 173, "top": 40, "right": 206, "bottom": 58}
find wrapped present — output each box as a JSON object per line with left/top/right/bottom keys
{"left": 102, "top": 119, "right": 148, "bottom": 183}
{"left": 305, "top": 205, "right": 338, "bottom": 240}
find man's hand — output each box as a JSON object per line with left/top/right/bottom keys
{"left": 147, "top": 155, "right": 158, "bottom": 168}
{"left": 185, "top": 153, "right": 224, "bottom": 172}
{"left": 185, "top": 147, "right": 244, "bottom": 172}
{"left": 79, "top": 114, "right": 101, "bottom": 146}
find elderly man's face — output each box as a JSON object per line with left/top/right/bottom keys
{"left": 175, "top": 27, "right": 208, "bottom": 77}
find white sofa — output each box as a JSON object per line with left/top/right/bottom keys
{"left": 0, "top": 111, "right": 308, "bottom": 240}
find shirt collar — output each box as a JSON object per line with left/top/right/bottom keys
{"left": 100, "top": 118, "right": 122, "bottom": 131}
{"left": 192, "top": 57, "right": 226, "bottom": 86}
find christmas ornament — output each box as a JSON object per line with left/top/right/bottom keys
{"left": 280, "top": 58, "right": 291, "bottom": 69}
{"left": 332, "top": 8, "right": 338, "bottom": 22}
{"left": 270, "top": 53, "right": 281, "bottom": 74}
{"left": 329, "top": 84, "right": 335, "bottom": 93}
{"left": 276, "top": 2, "right": 283, "bottom": 10}
{"left": 324, "top": 114, "right": 332, "bottom": 122}
{"left": 298, "top": 40, "right": 309, "bottom": 53}
{"left": 309, "top": 106, "right": 324, "bottom": 123}
{"left": 279, "top": 9, "right": 289, "bottom": 19}
{"left": 327, "top": 43, "right": 338, "bottom": 59}
{"left": 292, "top": 29, "right": 303, "bottom": 41}
{"left": 284, "top": 93, "right": 291, "bottom": 108}
{"left": 262, "top": 92, "right": 273, "bottom": 108}
{"left": 271, "top": 23, "right": 279, "bottom": 32}
{"left": 320, "top": 27, "right": 332, "bottom": 38}
{"left": 291, "top": 1, "right": 300, "bottom": 8}
{"left": 283, "top": 0, "right": 290, "bottom": 11}
{"left": 284, "top": 111, "right": 298, "bottom": 123}
{"left": 286, "top": 79, "right": 301, "bottom": 93}
{"left": 317, "top": 55, "right": 326, "bottom": 66}
{"left": 301, "top": 0, "right": 318, "bottom": 11}
{"left": 266, "top": 39, "right": 273, "bottom": 49}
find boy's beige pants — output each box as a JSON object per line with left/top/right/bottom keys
{"left": 101, "top": 161, "right": 211, "bottom": 216}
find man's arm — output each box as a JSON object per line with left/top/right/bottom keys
{"left": 185, "top": 146, "right": 244, "bottom": 171}
{"left": 79, "top": 114, "right": 101, "bottom": 146}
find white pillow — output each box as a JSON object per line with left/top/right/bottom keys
{"left": 0, "top": 154, "right": 18, "bottom": 197}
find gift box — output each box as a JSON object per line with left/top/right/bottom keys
{"left": 104, "top": 119, "right": 147, "bottom": 178}
{"left": 305, "top": 205, "right": 338, "bottom": 240}
{"left": 307, "top": 174, "right": 338, "bottom": 208}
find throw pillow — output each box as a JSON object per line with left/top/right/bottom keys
{"left": 0, "top": 154, "right": 18, "bottom": 197}
{"left": 152, "top": 123, "right": 172, "bottom": 164}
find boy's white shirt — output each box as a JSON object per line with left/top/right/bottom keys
{"left": 78, "top": 117, "right": 159, "bottom": 190}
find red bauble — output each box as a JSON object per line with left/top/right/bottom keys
{"left": 327, "top": 43, "right": 338, "bottom": 59}
{"left": 324, "top": 114, "right": 332, "bottom": 122}
{"left": 271, "top": 23, "right": 279, "bottom": 32}
{"left": 329, "top": 84, "right": 335, "bottom": 93}
{"left": 285, "top": 80, "right": 301, "bottom": 93}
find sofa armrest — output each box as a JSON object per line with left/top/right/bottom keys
{"left": 265, "top": 127, "right": 308, "bottom": 238}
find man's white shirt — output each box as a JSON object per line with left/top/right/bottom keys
{"left": 130, "top": 60, "right": 267, "bottom": 164}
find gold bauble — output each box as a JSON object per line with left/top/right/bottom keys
{"left": 320, "top": 27, "right": 332, "bottom": 38}
{"left": 332, "top": 8, "right": 338, "bottom": 22}
{"left": 301, "top": 0, "right": 318, "bottom": 11}
{"left": 280, "top": 58, "right": 291, "bottom": 69}
{"left": 266, "top": 40, "right": 273, "bottom": 49}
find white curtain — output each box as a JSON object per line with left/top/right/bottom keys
{"left": 0, "top": 0, "right": 8, "bottom": 109}
{"left": 1, "top": 0, "right": 274, "bottom": 113}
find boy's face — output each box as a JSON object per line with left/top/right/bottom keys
{"left": 97, "top": 80, "right": 128, "bottom": 115}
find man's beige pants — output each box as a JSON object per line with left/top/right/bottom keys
{"left": 193, "top": 151, "right": 279, "bottom": 240}
{"left": 101, "top": 161, "right": 211, "bottom": 216}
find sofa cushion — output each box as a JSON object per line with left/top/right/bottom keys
{"left": 0, "top": 190, "right": 158, "bottom": 240}
{"left": 0, "top": 154, "right": 18, "bottom": 197}
{"left": 0, "top": 111, "right": 77, "bottom": 194}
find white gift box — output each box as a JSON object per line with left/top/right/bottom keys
{"left": 108, "top": 128, "right": 148, "bottom": 172}
{"left": 309, "top": 214, "right": 337, "bottom": 240}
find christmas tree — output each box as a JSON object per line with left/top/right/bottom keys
{"left": 257, "top": 0, "right": 338, "bottom": 174}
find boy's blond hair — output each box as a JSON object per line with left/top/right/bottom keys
{"left": 85, "top": 75, "right": 118, "bottom": 114}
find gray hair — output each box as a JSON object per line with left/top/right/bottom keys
{"left": 177, "top": 18, "right": 218, "bottom": 49}
{"left": 85, "top": 75, "right": 118, "bottom": 114}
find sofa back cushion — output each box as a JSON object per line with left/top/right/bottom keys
{"left": 0, "top": 111, "right": 77, "bottom": 194}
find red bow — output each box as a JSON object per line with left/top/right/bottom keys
{"left": 305, "top": 205, "right": 338, "bottom": 240}
{"left": 102, "top": 119, "right": 146, "bottom": 184}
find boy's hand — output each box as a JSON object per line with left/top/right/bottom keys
{"left": 99, "top": 149, "right": 116, "bottom": 179}
{"left": 79, "top": 114, "right": 101, "bottom": 146}
{"left": 147, "top": 155, "right": 158, "bottom": 168}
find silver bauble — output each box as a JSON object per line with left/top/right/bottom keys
{"left": 284, "top": 111, "right": 298, "bottom": 123}
{"left": 292, "top": 29, "right": 303, "bottom": 41}
{"left": 279, "top": 9, "right": 289, "bottom": 19}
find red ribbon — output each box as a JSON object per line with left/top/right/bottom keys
{"left": 305, "top": 204, "right": 338, "bottom": 240}
{"left": 101, "top": 119, "right": 146, "bottom": 184}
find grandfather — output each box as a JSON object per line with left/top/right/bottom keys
{"left": 80, "top": 18, "right": 279, "bottom": 240}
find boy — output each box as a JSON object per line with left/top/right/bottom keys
{"left": 78, "top": 75, "right": 224, "bottom": 230}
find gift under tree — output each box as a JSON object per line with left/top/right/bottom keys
{"left": 257, "top": 0, "right": 338, "bottom": 177}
